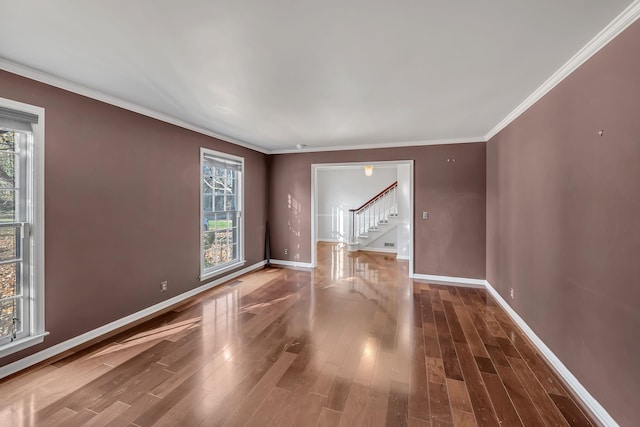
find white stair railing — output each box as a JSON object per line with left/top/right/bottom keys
{"left": 348, "top": 182, "right": 398, "bottom": 251}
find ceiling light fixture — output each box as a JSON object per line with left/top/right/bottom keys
{"left": 364, "top": 165, "right": 374, "bottom": 176}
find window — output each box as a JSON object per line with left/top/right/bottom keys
{"left": 0, "top": 98, "right": 46, "bottom": 357}
{"left": 200, "top": 148, "right": 244, "bottom": 280}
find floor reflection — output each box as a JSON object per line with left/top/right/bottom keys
{"left": 0, "top": 242, "right": 594, "bottom": 426}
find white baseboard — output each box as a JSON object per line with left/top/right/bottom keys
{"left": 485, "top": 280, "right": 618, "bottom": 427}
{"left": 0, "top": 260, "right": 266, "bottom": 380}
{"left": 413, "top": 274, "right": 617, "bottom": 425}
{"left": 269, "top": 259, "right": 314, "bottom": 269}
{"left": 396, "top": 255, "right": 410, "bottom": 260}
{"left": 316, "top": 238, "right": 344, "bottom": 243}
{"left": 359, "top": 247, "right": 397, "bottom": 254}
{"left": 412, "top": 273, "right": 486, "bottom": 288}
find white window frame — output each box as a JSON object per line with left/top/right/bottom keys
{"left": 0, "top": 97, "right": 47, "bottom": 358}
{"left": 200, "top": 148, "right": 245, "bottom": 281}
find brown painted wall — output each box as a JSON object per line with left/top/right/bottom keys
{"left": 269, "top": 143, "right": 486, "bottom": 278}
{"left": 486, "top": 21, "right": 640, "bottom": 425}
{"left": 0, "top": 70, "right": 269, "bottom": 366}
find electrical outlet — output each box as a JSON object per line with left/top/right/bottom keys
{"left": 284, "top": 248, "right": 288, "bottom": 255}
{"left": 510, "top": 288, "right": 515, "bottom": 300}
{"left": 161, "top": 281, "right": 168, "bottom": 292}
{"left": 422, "top": 211, "right": 428, "bottom": 220}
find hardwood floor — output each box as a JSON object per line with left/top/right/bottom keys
{"left": 0, "top": 242, "right": 595, "bottom": 426}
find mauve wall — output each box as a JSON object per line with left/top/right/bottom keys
{"left": 0, "top": 70, "right": 269, "bottom": 366}
{"left": 486, "top": 21, "right": 640, "bottom": 425}
{"left": 269, "top": 143, "right": 486, "bottom": 278}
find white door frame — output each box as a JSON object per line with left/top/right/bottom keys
{"left": 310, "top": 160, "right": 415, "bottom": 277}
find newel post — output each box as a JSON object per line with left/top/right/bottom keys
{"left": 348, "top": 209, "right": 359, "bottom": 251}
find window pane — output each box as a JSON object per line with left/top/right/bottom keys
{"left": 203, "top": 214, "right": 213, "bottom": 231}
{"left": 0, "top": 108, "right": 38, "bottom": 350}
{"left": 0, "top": 262, "right": 18, "bottom": 299}
{"left": 214, "top": 212, "right": 229, "bottom": 229}
{"left": 0, "top": 298, "right": 21, "bottom": 339}
{"left": 203, "top": 176, "right": 213, "bottom": 192}
{"left": 203, "top": 230, "right": 216, "bottom": 268}
{"left": 0, "top": 152, "right": 15, "bottom": 188}
{"left": 0, "top": 190, "right": 15, "bottom": 222}
{"left": 225, "top": 195, "right": 235, "bottom": 210}
{"left": 214, "top": 195, "right": 225, "bottom": 211}
{"left": 0, "top": 131, "right": 15, "bottom": 152}
{"left": 214, "top": 173, "right": 226, "bottom": 195}
{"left": 0, "top": 227, "right": 18, "bottom": 261}
{"left": 203, "top": 229, "right": 236, "bottom": 267}
{"left": 203, "top": 194, "right": 213, "bottom": 213}
{"left": 201, "top": 151, "right": 242, "bottom": 274}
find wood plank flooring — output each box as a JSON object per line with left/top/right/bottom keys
{"left": 0, "top": 242, "right": 595, "bottom": 426}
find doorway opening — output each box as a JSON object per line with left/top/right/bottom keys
{"left": 311, "top": 160, "right": 414, "bottom": 276}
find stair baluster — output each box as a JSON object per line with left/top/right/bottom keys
{"left": 347, "top": 181, "right": 399, "bottom": 252}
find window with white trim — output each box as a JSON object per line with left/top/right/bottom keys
{"left": 200, "top": 148, "right": 244, "bottom": 279}
{"left": 0, "top": 98, "right": 46, "bottom": 357}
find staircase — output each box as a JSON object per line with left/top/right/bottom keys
{"left": 348, "top": 181, "right": 398, "bottom": 252}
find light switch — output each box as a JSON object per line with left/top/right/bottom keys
{"left": 422, "top": 211, "right": 428, "bottom": 220}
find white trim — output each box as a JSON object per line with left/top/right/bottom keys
{"left": 358, "top": 247, "right": 397, "bottom": 254}
{"left": 32, "top": 101, "right": 45, "bottom": 337}
{"left": 412, "top": 274, "right": 486, "bottom": 288}
{"left": 316, "top": 238, "right": 343, "bottom": 243}
{"left": 3, "top": 2, "right": 640, "bottom": 156}
{"left": 485, "top": 280, "right": 619, "bottom": 427}
{"left": 314, "top": 164, "right": 399, "bottom": 171}
{"left": 0, "top": 333, "right": 48, "bottom": 359}
{"left": 271, "top": 137, "right": 483, "bottom": 154}
{"left": 408, "top": 161, "right": 414, "bottom": 277}
{"left": 313, "top": 160, "right": 425, "bottom": 169}
{"left": 0, "top": 260, "right": 266, "bottom": 378}
{"left": 411, "top": 274, "right": 618, "bottom": 425}
{"left": 199, "top": 148, "right": 245, "bottom": 281}
{"left": 310, "top": 165, "right": 316, "bottom": 268}
{"left": 0, "top": 97, "right": 46, "bottom": 358}
{"left": 311, "top": 160, "right": 414, "bottom": 277}
{"left": 485, "top": 0, "right": 640, "bottom": 141}
{"left": 0, "top": 59, "right": 481, "bottom": 154}
{"left": 0, "top": 59, "right": 268, "bottom": 155}
{"left": 269, "top": 259, "right": 314, "bottom": 269}
{"left": 396, "top": 255, "right": 410, "bottom": 260}
{"left": 199, "top": 260, "right": 246, "bottom": 281}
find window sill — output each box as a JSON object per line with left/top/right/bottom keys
{"left": 200, "top": 260, "right": 246, "bottom": 282}
{"left": 0, "top": 332, "right": 49, "bottom": 358}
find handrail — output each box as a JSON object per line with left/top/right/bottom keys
{"left": 349, "top": 181, "right": 398, "bottom": 213}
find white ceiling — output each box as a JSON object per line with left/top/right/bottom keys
{"left": 0, "top": 1, "right": 636, "bottom": 153}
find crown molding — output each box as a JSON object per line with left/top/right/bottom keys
{"left": 0, "top": 58, "right": 270, "bottom": 154}
{"left": 1, "top": 57, "right": 485, "bottom": 154}
{"left": 485, "top": 0, "right": 640, "bottom": 141}
{"left": 5, "top": 0, "right": 639, "bottom": 155}
{"left": 269, "top": 136, "right": 485, "bottom": 154}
